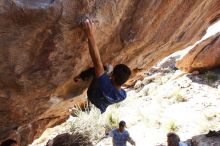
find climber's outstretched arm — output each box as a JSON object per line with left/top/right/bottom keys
{"left": 82, "top": 19, "right": 104, "bottom": 77}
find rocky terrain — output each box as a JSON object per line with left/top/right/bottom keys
{"left": 1, "top": 0, "right": 220, "bottom": 145}
{"left": 29, "top": 49, "right": 220, "bottom": 146}
{"left": 176, "top": 32, "right": 220, "bottom": 72}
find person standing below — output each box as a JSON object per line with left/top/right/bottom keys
{"left": 167, "top": 132, "right": 188, "bottom": 146}
{"left": 106, "top": 121, "right": 136, "bottom": 146}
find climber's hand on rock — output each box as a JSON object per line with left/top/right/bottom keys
{"left": 82, "top": 19, "right": 93, "bottom": 36}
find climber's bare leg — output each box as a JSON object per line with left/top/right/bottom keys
{"left": 86, "top": 99, "right": 92, "bottom": 112}
{"left": 74, "top": 65, "right": 110, "bottom": 83}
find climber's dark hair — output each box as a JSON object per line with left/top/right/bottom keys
{"left": 1, "top": 139, "right": 17, "bottom": 146}
{"left": 112, "top": 64, "right": 131, "bottom": 86}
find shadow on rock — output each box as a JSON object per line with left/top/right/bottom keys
{"left": 192, "top": 130, "right": 220, "bottom": 146}
{"left": 186, "top": 67, "right": 220, "bottom": 88}
{"left": 46, "top": 133, "right": 93, "bottom": 146}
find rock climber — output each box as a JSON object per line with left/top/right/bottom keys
{"left": 74, "top": 19, "right": 131, "bottom": 113}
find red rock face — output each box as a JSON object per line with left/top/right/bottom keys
{"left": 176, "top": 33, "right": 220, "bottom": 72}
{"left": 0, "top": 0, "right": 220, "bottom": 145}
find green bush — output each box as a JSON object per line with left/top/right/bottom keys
{"left": 171, "top": 90, "right": 187, "bottom": 103}
{"left": 166, "top": 120, "right": 179, "bottom": 132}
{"left": 70, "top": 104, "right": 120, "bottom": 145}
{"left": 104, "top": 112, "right": 119, "bottom": 130}
{"left": 199, "top": 121, "right": 218, "bottom": 133}
{"left": 205, "top": 113, "right": 217, "bottom": 121}
{"left": 204, "top": 71, "right": 218, "bottom": 82}
{"left": 174, "top": 93, "right": 187, "bottom": 102}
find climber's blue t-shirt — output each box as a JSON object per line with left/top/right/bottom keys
{"left": 87, "top": 73, "right": 126, "bottom": 113}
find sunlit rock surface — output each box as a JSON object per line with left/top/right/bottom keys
{"left": 1, "top": 0, "right": 220, "bottom": 145}
{"left": 176, "top": 33, "right": 220, "bottom": 72}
